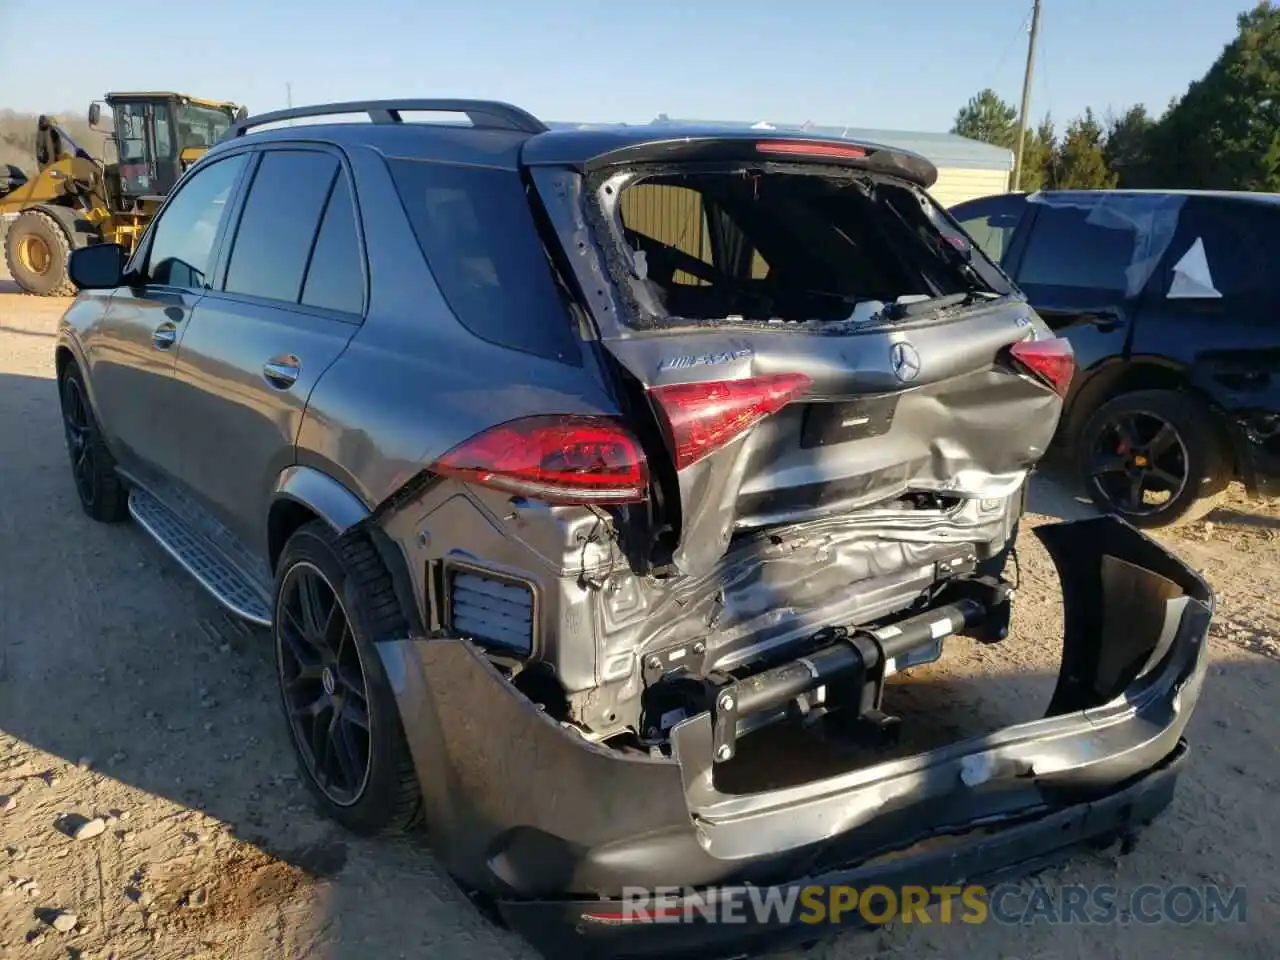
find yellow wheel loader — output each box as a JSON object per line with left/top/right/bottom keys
{"left": 0, "top": 92, "right": 245, "bottom": 296}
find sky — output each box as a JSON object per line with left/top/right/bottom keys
{"left": 0, "top": 0, "right": 1256, "bottom": 134}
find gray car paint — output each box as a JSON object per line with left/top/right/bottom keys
{"left": 58, "top": 120, "right": 1057, "bottom": 745}
{"left": 76, "top": 285, "right": 197, "bottom": 479}
{"left": 167, "top": 292, "right": 359, "bottom": 557}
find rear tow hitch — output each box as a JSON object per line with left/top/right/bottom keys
{"left": 710, "top": 576, "right": 1014, "bottom": 762}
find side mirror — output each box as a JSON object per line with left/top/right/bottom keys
{"left": 69, "top": 243, "right": 126, "bottom": 291}
{"left": 235, "top": 105, "right": 249, "bottom": 122}
{"left": 88, "top": 102, "right": 101, "bottom": 128}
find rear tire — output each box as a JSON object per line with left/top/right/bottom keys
{"left": 58, "top": 363, "right": 128, "bottom": 523}
{"left": 273, "top": 521, "right": 423, "bottom": 836}
{"left": 3, "top": 209, "right": 76, "bottom": 296}
{"left": 1077, "top": 389, "right": 1230, "bottom": 528}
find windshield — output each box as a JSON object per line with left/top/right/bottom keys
{"left": 174, "top": 103, "right": 234, "bottom": 151}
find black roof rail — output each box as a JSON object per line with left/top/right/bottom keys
{"left": 227, "top": 99, "right": 548, "bottom": 138}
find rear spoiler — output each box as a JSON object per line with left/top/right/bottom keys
{"left": 523, "top": 132, "right": 938, "bottom": 189}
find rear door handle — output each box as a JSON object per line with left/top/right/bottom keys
{"left": 263, "top": 355, "right": 301, "bottom": 389}
{"left": 152, "top": 322, "right": 178, "bottom": 349}
{"left": 1087, "top": 311, "right": 1123, "bottom": 333}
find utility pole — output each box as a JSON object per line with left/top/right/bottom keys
{"left": 286, "top": 83, "right": 293, "bottom": 108}
{"left": 1011, "top": 0, "right": 1042, "bottom": 192}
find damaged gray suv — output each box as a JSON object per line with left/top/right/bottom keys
{"left": 57, "top": 101, "right": 1213, "bottom": 958}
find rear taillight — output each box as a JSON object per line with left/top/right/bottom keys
{"left": 432, "top": 415, "right": 648, "bottom": 504}
{"left": 755, "top": 140, "right": 868, "bottom": 160}
{"left": 648, "top": 373, "right": 813, "bottom": 471}
{"left": 1009, "top": 337, "right": 1075, "bottom": 398}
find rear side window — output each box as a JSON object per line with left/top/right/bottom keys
{"left": 301, "top": 175, "right": 364, "bottom": 315}
{"left": 1017, "top": 204, "right": 1136, "bottom": 293}
{"left": 387, "top": 159, "right": 580, "bottom": 363}
{"left": 224, "top": 150, "right": 339, "bottom": 303}
{"left": 1169, "top": 199, "right": 1280, "bottom": 305}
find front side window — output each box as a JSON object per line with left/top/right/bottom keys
{"left": 113, "top": 103, "right": 149, "bottom": 165}
{"left": 145, "top": 153, "right": 247, "bottom": 289}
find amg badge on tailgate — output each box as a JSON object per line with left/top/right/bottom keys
{"left": 658, "top": 349, "right": 753, "bottom": 372}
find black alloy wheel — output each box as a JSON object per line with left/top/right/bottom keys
{"left": 61, "top": 373, "right": 98, "bottom": 509}
{"left": 276, "top": 560, "right": 373, "bottom": 807}
{"left": 1088, "top": 410, "right": 1189, "bottom": 518}
{"left": 58, "top": 365, "right": 128, "bottom": 523}
{"left": 272, "top": 522, "right": 421, "bottom": 835}
{"left": 1079, "top": 389, "right": 1230, "bottom": 528}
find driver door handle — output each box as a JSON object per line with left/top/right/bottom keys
{"left": 263, "top": 355, "right": 301, "bottom": 390}
{"left": 152, "top": 322, "right": 178, "bottom": 349}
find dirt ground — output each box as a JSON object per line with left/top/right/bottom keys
{"left": 1, "top": 281, "right": 1277, "bottom": 959}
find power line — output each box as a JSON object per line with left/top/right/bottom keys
{"left": 983, "top": 5, "right": 1036, "bottom": 98}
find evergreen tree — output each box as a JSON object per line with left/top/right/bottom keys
{"left": 1050, "top": 109, "right": 1118, "bottom": 189}
{"left": 1104, "top": 105, "right": 1156, "bottom": 187}
{"left": 951, "top": 89, "right": 1018, "bottom": 148}
{"left": 1150, "top": 2, "right": 1280, "bottom": 189}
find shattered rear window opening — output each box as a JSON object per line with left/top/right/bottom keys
{"left": 592, "top": 164, "right": 1005, "bottom": 329}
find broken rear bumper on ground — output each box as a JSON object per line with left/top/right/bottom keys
{"left": 375, "top": 515, "right": 1214, "bottom": 960}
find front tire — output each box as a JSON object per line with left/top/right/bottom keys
{"left": 1078, "top": 389, "right": 1230, "bottom": 528}
{"left": 273, "top": 521, "right": 422, "bottom": 835}
{"left": 58, "top": 363, "right": 128, "bottom": 523}
{"left": 4, "top": 209, "right": 76, "bottom": 296}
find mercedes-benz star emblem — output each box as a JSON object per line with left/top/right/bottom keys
{"left": 322, "top": 666, "right": 336, "bottom": 697}
{"left": 890, "top": 341, "right": 922, "bottom": 382}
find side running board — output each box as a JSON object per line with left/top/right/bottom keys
{"left": 128, "top": 487, "right": 272, "bottom": 626}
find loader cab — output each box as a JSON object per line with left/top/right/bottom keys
{"left": 89, "top": 93, "right": 242, "bottom": 202}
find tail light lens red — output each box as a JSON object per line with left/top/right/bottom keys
{"left": 1009, "top": 337, "right": 1075, "bottom": 398}
{"left": 432, "top": 415, "right": 648, "bottom": 504}
{"left": 648, "top": 373, "right": 813, "bottom": 471}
